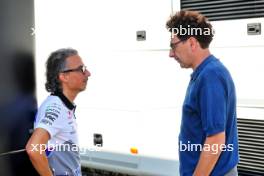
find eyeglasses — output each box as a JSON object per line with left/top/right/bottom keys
{"left": 170, "top": 40, "right": 183, "bottom": 50}
{"left": 61, "top": 65, "right": 87, "bottom": 74}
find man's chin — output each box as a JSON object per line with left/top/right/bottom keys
{"left": 179, "top": 62, "right": 189, "bottom": 68}
{"left": 81, "top": 85, "right": 87, "bottom": 91}
{"left": 179, "top": 63, "right": 184, "bottom": 68}
{"left": 76, "top": 86, "right": 87, "bottom": 93}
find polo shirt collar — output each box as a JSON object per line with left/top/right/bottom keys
{"left": 51, "top": 91, "right": 76, "bottom": 110}
{"left": 190, "top": 54, "right": 215, "bottom": 81}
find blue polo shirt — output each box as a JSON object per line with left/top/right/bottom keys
{"left": 179, "top": 55, "right": 239, "bottom": 176}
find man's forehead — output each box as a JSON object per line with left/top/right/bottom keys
{"left": 66, "top": 55, "right": 83, "bottom": 66}
{"left": 171, "top": 35, "right": 180, "bottom": 42}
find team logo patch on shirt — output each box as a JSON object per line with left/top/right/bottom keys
{"left": 41, "top": 104, "right": 61, "bottom": 125}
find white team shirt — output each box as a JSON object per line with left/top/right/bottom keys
{"left": 34, "top": 92, "right": 81, "bottom": 176}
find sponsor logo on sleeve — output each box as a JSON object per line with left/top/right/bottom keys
{"left": 40, "top": 105, "right": 61, "bottom": 126}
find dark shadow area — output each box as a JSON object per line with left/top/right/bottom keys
{"left": 0, "top": 52, "right": 38, "bottom": 176}
{"left": 0, "top": 0, "right": 38, "bottom": 175}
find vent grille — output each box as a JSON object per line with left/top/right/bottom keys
{"left": 181, "top": 0, "right": 264, "bottom": 21}
{"left": 237, "top": 118, "right": 264, "bottom": 176}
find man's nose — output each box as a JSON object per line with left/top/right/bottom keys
{"left": 169, "top": 49, "right": 175, "bottom": 57}
{"left": 84, "top": 69, "right": 91, "bottom": 77}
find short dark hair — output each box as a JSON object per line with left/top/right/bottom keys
{"left": 166, "top": 10, "right": 214, "bottom": 49}
{"left": 45, "top": 48, "right": 78, "bottom": 93}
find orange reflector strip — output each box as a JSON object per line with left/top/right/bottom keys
{"left": 130, "top": 147, "right": 138, "bottom": 154}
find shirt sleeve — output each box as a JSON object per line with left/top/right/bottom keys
{"left": 34, "top": 102, "right": 63, "bottom": 138}
{"left": 199, "top": 72, "right": 226, "bottom": 136}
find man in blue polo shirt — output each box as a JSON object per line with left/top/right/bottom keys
{"left": 166, "top": 11, "right": 239, "bottom": 176}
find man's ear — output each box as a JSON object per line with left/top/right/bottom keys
{"left": 189, "top": 37, "right": 199, "bottom": 51}
{"left": 58, "top": 73, "right": 68, "bottom": 83}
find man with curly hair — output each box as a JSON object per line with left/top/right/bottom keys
{"left": 26, "top": 48, "right": 91, "bottom": 176}
{"left": 166, "top": 11, "right": 239, "bottom": 176}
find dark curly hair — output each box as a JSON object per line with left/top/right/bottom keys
{"left": 166, "top": 10, "right": 214, "bottom": 49}
{"left": 45, "top": 48, "right": 78, "bottom": 93}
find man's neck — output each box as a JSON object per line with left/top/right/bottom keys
{"left": 192, "top": 49, "right": 211, "bottom": 70}
{"left": 62, "top": 90, "right": 77, "bottom": 103}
